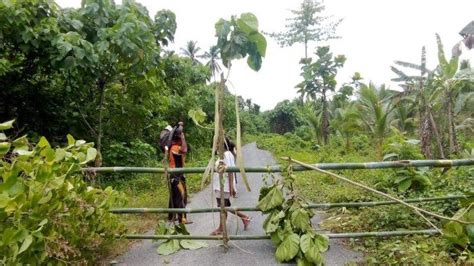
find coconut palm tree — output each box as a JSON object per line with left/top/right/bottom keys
{"left": 180, "top": 40, "right": 202, "bottom": 64}
{"left": 331, "top": 103, "right": 362, "bottom": 149}
{"left": 357, "top": 83, "right": 395, "bottom": 158}
{"left": 200, "top": 45, "right": 221, "bottom": 80}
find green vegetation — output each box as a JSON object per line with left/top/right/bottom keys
{"left": 248, "top": 132, "right": 473, "bottom": 264}
{"left": 1, "top": 0, "right": 473, "bottom": 264}
{"left": 257, "top": 166, "right": 329, "bottom": 265}
{"left": 0, "top": 121, "right": 124, "bottom": 264}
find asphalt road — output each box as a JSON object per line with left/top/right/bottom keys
{"left": 114, "top": 142, "right": 361, "bottom": 265}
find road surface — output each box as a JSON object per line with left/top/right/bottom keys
{"left": 115, "top": 142, "right": 361, "bottom": 265}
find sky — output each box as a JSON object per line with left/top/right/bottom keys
{"left": 56, "top": 0, "right": 474, "bottom": 111}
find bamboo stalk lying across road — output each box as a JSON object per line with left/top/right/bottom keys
{"left": 110, "top": 195, "right": 471, "bottom": 214}
{"left": 122, "top": 229, "right": 439, "bottom": 240}
{"left": 83, "top": 159, "right": 474, "bottom": 174}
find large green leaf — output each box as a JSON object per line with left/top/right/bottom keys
{"left": 257, "top": 186, "right": 284, "bottom": 212}
{"left": 263, "top": 210, "right": 285, "bottom": 233}
{"left": 247, "top": 50, "right": 262, "bottom": 71}
{"left": 314, "top": 234, "right": 329, "bottom": 252}
{"left": 466, "top": 224, "right": 474, "bottom": 243}
{"left": 248, "top": 32, "right": 266, "bottom": 57}
{"left": 0, "top": 193, "right": 11, "bottom": 208}
{"left": 443, "top": 221, "right": 469, "bottom": 247}
{"left": 215, "top": 18, "right": 231, "bottom": 39}
{"left": 236, "top": 13, "right": 258, "bottom": 33}
{"left": 18, "top": 235, "right": 33, "bottom": 254}
{"left": 397, "top": 178, "right": 412, "bottom": 192}
{"left": 291, "top": 209, "right": 310, "bottom": 231}
{"left": 85, "top": 147, "right": 97, "bottom": 162}
{"left": 37, "top": 137, "right": 50, "bottom": 148}
{"left": 55, "top": 149, "right": 66, "bottom": 162}
{"left": 12, "top": 135, "right": 28, "bottom": 151}
{"left": 180, "top": 240, "right": 208, "bottom": 250}
{"left": 0, "top": 120, "right": 15, "bottom": 130}
{"left": 157, "top": 239, "right": 180, "bottom": 255}
{"left": 275, "top": 233, "right": 300, "bottom": 262}
{"left": 299, "top": 233, "right": 312, "bottom": 254}
{"left": 0, "top": 142, "right": 11, "bottom": 156}
{"left": 67, "top": 134, "right": 75, "bottom": 146}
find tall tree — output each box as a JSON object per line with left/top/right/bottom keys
{"left": 54, "top": 0, "right": 167, "bottom": 159}
{"left": 268, "top": 0, "right": 341, "bottom": 59}
{"left": 180, "top": 40, "right": 202, "bottom": 64}
{"left": 200, "top": 45, "right": 221, "bottom": 80}
{"left": 296, "top": 46, "right": 345, "bottom": 144}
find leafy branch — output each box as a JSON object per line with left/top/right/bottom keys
{"left": 257, "top": 166, "right": 329, "bottom": 265}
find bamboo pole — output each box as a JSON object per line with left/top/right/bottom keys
{"left": 217, "top": 73, "right": 229, "bottom": 250}
{"left": 110, "top": 195, "right": 471, "bottom": 214}
{"left": 122, "top": 229, "right": 439, "bottom": 240}
{"left": 82, "top": 159, "right": 474, "bottom": 174}
{"left": 286, "top": 157, "right": 473, "bottom": 225}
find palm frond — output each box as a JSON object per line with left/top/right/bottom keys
{"left": 394, "top": 61, "right": 422, "bottom": 71}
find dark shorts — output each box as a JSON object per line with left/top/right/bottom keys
{"left": 216, "top": 198, "right": 231, "bottom": 207}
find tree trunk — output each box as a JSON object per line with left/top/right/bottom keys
{"left": 321, "top": 89, "right": 330, "bottom": 145}
{"left": 446, "top": 90, "right": 459, "bottom": 155}
{"left": 96, "top": 78, "right": 106, "bottom": 166}
{"left": 345, "top": 136, "right": 352, "bottom": 150}
{"left": 428, "top": 110, "right": 445, "bottom": 159}
{"left": 304, "top": 39, "right": 308, "bottom": 60}
{"left": 217, "top": 73, "right": 228, "bottom": 250}
{"left": 420, "top": 108, "right": 432, "bottom": 159}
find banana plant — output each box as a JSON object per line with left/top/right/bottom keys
{"left": 391, "top": 46, "right": 445, "bottom": 159}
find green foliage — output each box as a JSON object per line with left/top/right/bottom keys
{"left": 104, "top": 140, "right": 157, "bottom": 167}
{"left": 215, "top": 13, "right": 267, "bottom": 70}
{"left": 154, "top": 222, "right": 208, "bottom": 256}
{"left": 253, "top": 132, "right": 474, "bottom": 264}
{"left": 267, "top": 0, "right": 341, "bottom": 58}
{"left": 0, "top": 123, "right": 125, "bottom": 264}
{"left": 268, "top": 99, "right": 305, "bottom": 134}
{"left": 443, "top": 194, "right": 474, "bottom": 259}
{"left": 258, "top": 167, "right": 329, "bottom": 264}
{"left": 297, "top": 46, "right": 346, "bottom": 144}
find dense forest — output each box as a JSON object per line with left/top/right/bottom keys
{"left": 1, "top": 0, "right": 473, "bottom": 264}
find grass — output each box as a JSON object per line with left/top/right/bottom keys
{"left": 97, "top": 148, "right": 210, "bottom": 262}
{"left": 248, "top": 133, "right": 473, "bottom": 264}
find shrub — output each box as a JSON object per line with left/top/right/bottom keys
{"left": 0, "top": 121, "right": 125, "bottom": 264}
{"left": 104, "top": 139, "right": 157, "bottom": 167}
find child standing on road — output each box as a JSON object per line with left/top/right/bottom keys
{"left": 211, "top": 137, "right": 251, "bottom": 235}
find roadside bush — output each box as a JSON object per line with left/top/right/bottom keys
{"left": 0, "top": 121, "right": 125, "bottom": 264}
{"left": 104, "top": 139, "right": 157, "bottom": 167}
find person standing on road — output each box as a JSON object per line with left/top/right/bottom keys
{"left": 168, "top": 122, "right": 191, "bottom": 224}
{"left": 211, "top": 137, "right": 251, "bottom": 235}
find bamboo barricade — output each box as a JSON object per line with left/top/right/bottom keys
{"left": 103, "top": 159, "right": 473, "bottom": 242}
{"left": 122, "top": 229, "right": 439, "bottom": 240}
{"left": 110, "top": 195, "right": 471, "bottom": 214}
{"left": 83, "top": 159, "right": 474, "bottom": 174}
